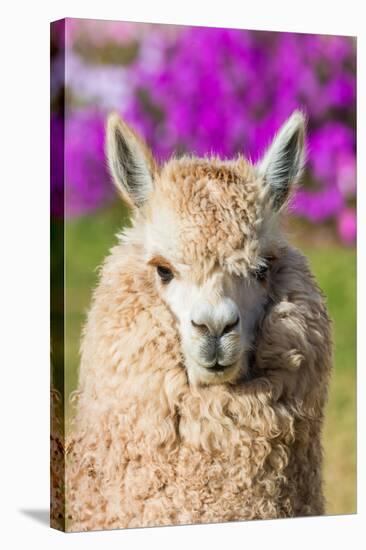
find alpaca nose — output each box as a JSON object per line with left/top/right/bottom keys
{"left": 191, "top": 316, "right": 240, "bottom": 337}
{"left": 190, "top": 300, "right": 240, "bottom": 337}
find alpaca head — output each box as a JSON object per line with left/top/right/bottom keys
{"left": 107, "top": 111, "right": 306, "bottom": 386}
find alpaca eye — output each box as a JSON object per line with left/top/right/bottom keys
{"left": 253, "top": 263, "right": 269, "bottom": 282}
{"left": 157, "top": 265, "right": 174, "bottom": 283}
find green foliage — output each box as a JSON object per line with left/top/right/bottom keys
{"left": 65, "top": 203, "right": 128, "bottom": 404}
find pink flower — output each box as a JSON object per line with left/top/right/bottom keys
{"left": 337, "top": 208, "right": 356, "bottom": 244}
{"left": 337, "top": 152, "right": 356, "bottom": 197}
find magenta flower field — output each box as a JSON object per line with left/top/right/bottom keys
{"left": 51, "top": 20, "right": 356, "bottom": 244}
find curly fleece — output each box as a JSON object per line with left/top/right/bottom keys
{"left": 66, "top": 155, "right": 332, "bottom": 532}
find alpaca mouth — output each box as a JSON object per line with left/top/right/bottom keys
{"left": 188, "top": 357, "right": 244, "bottom": 386}
{"left": 205, "top": 362, "right": 234, "bottom": 373}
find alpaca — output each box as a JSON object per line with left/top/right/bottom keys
{"left": 66, "top": 110, "right": 332, "bottom": 532}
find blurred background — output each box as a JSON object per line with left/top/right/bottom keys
{"left": 51, "top": 19, "right": 356, "bottom": 516}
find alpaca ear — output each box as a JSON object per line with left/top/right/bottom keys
{"left": 256, "top": 110, "right": 306, "bottom": 211}
{"left": 106, "top": 113, "right": 156, "bottom": 208}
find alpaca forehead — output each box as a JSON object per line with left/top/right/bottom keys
{"left": 146, "top": 157, "right": 265, "bottom": 269}
{"left": 145, "top": 203, "right": 185, "bottom": 261}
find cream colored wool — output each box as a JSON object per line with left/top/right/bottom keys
{"left": 66, "top": 114, "right": 332, "bottom": 532}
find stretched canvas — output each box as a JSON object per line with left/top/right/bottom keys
{"left": 50, "top": 18, "right": 356, "bottom": 532}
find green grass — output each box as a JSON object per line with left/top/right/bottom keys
{"left": 65, "top": 202, "right": 128, "bottom": 404}
{"left": 64, "top": 204, "right": 356, "bottom": 516}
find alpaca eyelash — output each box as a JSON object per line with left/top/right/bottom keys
{"left": 252, "top": 256, "right": 275, "bottom": 282}
{"left": 147, "top": 256, "right": 176, "bottom": 283}
{"left": 254, "top": 263, "right": 269, "bottom": 281}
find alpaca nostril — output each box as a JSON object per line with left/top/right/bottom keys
{"left": 191, "top": 319, "right": 210, "bottom": 334}
{"left": 191, "top": 315, "right": 240, "bottom": 337}
{"left": 221, "top": 315, "right": 240, "bottom": 336}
